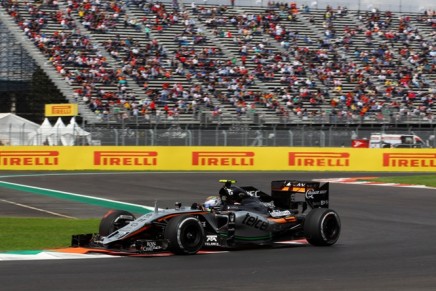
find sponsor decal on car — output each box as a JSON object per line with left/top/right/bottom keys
{"left": 140, "top": 241, "right": 164, "bottom": 252}
{"left": 242, "top": 213, "right": 268, "bottom": 230}
{"left": 305, "top": 189, "right": 328, "bottom": 199}
{"left": 205, "top": 235, "right": 220, "bottom": 246}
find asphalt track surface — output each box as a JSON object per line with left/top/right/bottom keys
{"left": 0, "top": 171, "right": 435, "bottom": 291}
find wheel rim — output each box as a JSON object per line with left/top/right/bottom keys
{"left": 322, "top": 214, "right": 339, "bottom": 240}
{"left": 182, "top": 225, "right": 202, "bottom": 248}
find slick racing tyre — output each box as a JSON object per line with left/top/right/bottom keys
{"left": 164, "top": 215, "right": 205, "bottom": 255}
{"left": 304, "top": 208, "right": 341, "bottom": 246}
{"left": 99, "top": 210, "right": 136, "bottom": 236}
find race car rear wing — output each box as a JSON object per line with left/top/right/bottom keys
{"left": 270, "top": 180, "right": 329, "bottom": 211}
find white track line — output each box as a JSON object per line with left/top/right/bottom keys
{"left": 0, "top": 199, "right": 77, "bottom": 219}
{"left": 314, "top": 179, "right": 436, "bottom": 189}
{"left": 0, "top": 252, "right": 118, "bottom": 261}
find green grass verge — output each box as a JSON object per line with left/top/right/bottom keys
{"left": 0, "top": 218, "right": 99, "bottom": 252}
{"left": 368, "top": 175, "right": 436, "bottom": 188}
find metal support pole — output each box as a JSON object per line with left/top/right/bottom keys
{"left": 320, "top": 130, "right": 326, "bottom": 147}
{"left": 222, "top": 130, "right": 227, "bottom": 147}
{"left": 288, "top": 130, "right": 294, "bottom": 146}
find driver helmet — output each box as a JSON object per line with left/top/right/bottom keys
{"left": 204, "top": 196, "right": 221, "bottom": 209}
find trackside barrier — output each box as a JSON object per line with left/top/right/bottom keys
{"left": 0, "top": 147, "right": 435, "bottom": 172}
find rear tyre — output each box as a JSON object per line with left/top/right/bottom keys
{"left": 164, "top": 215, "right": 205, "bottom": 255}
{"left": 99, "top": 210, "right": 136, "bottom": 236}
{"left": 304, "top": 208, "right": 341, "bottom": 246}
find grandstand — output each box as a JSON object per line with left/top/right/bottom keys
{"left": 0, "top": 0, "right": 434, "bottom": 128}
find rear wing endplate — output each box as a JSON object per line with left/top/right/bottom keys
{"left": 271, "top": 180, "right": 329, "bottom": 210}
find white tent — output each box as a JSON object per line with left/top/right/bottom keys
{"left": 29, "top": 118, "right": 53, "bottom": 145}
{"left": 0, "top": 113, "right": 40, "bottom": 145}
{"left": 28, "top": 117, "right": 91, "bottom": 146}
{"left": 61, "top": 117, "right": 91, "bottom": 146}
{"left": 47, "top": 117, "right": 67, "bottom": 146}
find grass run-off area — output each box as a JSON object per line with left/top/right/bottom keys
{"left": 0, "top": 218, "right": 99, "bottom": 252}
{"left": 0, "top": 175, "right": 434, "bottom": 252}
{"left": 370, "top": 175, "right": 436, "bottom": 188}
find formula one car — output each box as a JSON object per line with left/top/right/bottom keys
{"left": 72, "top": 180, "right": 341, "bottom": 255}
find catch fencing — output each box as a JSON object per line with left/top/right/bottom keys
{"left": 1, "top": 119, "right": 435, "bottom": 147}
{"left": 83, "top": 125, "right": 436, "bottom": 147}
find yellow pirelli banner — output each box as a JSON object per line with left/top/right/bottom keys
{"left": 0, "top": 147, "right": 435, "bottom": 172}
{"left": 45, "top": 104, "right": 78, "bottom": 117}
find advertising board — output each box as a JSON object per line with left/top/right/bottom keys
{"left": 0, "top": 147, "right": 434, "bottom": 172}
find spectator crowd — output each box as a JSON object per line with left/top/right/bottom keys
{"left": 1, "top": 0, "right": 434, "bottom": 124}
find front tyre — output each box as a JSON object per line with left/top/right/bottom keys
{"left": 99, "top": 210, "right": 136, "bottom": 236}
{"left": 304, "top": 208, "right": 341, "bottom": 246}
{"left": 164, "top": 215, "right": 205, "bottom": 255}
